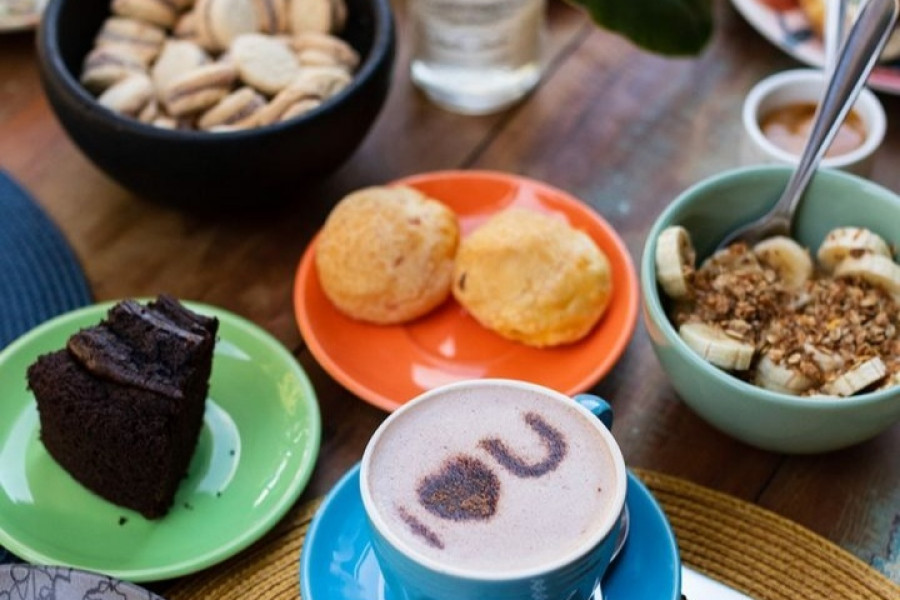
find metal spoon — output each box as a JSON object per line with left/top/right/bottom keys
{"left": 590, "top": 505, "right": 630, "bottom": 600}
{"left": 716, "top": 0, "right": 898, "bottom": 251}
{"left": 825, "top": 0, "right": 849, "bottom": 74}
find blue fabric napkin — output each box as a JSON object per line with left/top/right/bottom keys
{"left": 0, "top": 170, "right": 92, "bottom": 350}
{"left": 0, "top": 169, "right": 92, "bottom": 564}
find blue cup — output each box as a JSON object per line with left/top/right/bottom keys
{"left": 360, "top": 379, "right": 627, "bottom": 600}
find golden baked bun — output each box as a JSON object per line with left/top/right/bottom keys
{"left": 452, "top": 208, "right": 613, "bottom": 348}
{"left": 315, "top": 185, "right": 459, "bottom": 324}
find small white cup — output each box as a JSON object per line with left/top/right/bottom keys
{"left": 741, "top": 68, "right": 886, "bottom": 176}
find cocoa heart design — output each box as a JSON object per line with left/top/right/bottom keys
{"left": 417, "top": 455, "right": 500, "bottom": 521}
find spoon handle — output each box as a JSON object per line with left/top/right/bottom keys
{"left": 771, "top": 0, "right": 898, "bottom": 232}
{"left": 824, "top": 0, "right": 847, "bottom": 73}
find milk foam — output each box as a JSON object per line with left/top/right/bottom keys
{"left": 366, "top": 386, "right": 619, "bottom": 574}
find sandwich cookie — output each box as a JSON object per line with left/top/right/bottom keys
{"left": 81, "top": 46, "right": 147, "bottom": 94}
{"left": 152, "top": 115, "right": 178, "bottom": 129}
{"left": 173, "top": 10, "right": 199, "bottom": 40}
{"left": 137, "top": 98, "right": 161, "bottom": 123}
{"left": 162, "top": 62, "right": 238, "bottom": 116}
{"left": 198, "top": 86, "right": 267, "bottom": 130}
{"left": 254, "top": 0, "right": 289, "bottom": 33}
{"left": 256, "top": 66, "right": 349, "bottom": 125}
{"left": 194, "top": 0, "right": 260, "bottom": 52}
{"left": 97, "top": 73, "right": 157, "bottom": 121}
{"left": 288, "top": 0, "right": 346, "bottom": 34}
{"left": 290, "top": 31, "right": 358, "bottom": 70}
{"left": 330, "top": 0, "right": 347, "bottom": 33}
{"left": 94, "top": 16, "right": 166, "bottom": 64}
{"left": 111, "top": 0, "right": 181, "bottom": 29}
{"left": 295, "top": 65, "right": 351, "bottom": 96}
{"left": 151, "top": 39, "right": 211, "bottom": 100}
{"left": 151, "top": 114, "right": 197, "bottom": 129}
{"left": 216, "top": 49, "right": 234, "bottom": 65}
{"left": 277, "top": 97, "right": 321, "bottom": 121}
{"left": 231, "top": 33, "right": 300, "bottom": 95}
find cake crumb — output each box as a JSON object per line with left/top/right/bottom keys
{"left": 118, "top": 516, "right": 128, "bottom": 526}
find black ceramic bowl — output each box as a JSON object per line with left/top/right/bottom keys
{"left": 36, "top": 0, "right": 395, "bottom": 209}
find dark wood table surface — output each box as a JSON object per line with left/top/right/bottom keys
{"left": 2, "top": 0, "right": 899, "bottom": 587}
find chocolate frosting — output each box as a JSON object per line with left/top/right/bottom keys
{"left": 66, "top": 295, "right": 217, "bottom": 399}
{"left": 67, "top": 326, "right": 185, "bottom": 399}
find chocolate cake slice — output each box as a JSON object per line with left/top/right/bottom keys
{"left": 27, "top": 295, "right": 218, "bottom": 519}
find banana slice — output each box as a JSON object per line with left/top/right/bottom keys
{"left": 803, "top": 342, "right": 845, "bottom": 374}
{"left": 754, "top": 353, "right": 813, "bottom": 395}
{"left": 753, "top": 236, "right": 813, "bottom": 289}
{"left": 679, "top": 322, "right": 755, "bottom": 371}
{"left": 833, "top": 253, "right": 900, "bottom": 299}
{"left": 817, "top": 227, "right": 892, "bottom": 272}
{"left": 655, "top": 226, "right": 696, "bottom": 300}
{"left": 701, "top": 244, "right": 761, "bottom": 272}
{"left": 878, "top": 370, "right": 900, "bottom": 391}
{"left": 823, "top": 356, "right": 887, "bottom": 397}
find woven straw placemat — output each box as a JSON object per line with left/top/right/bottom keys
{"left": 636, "top": 469, "right": 899, "bottom": 600}
{"left": 165, "top": 469, "right": 900, "bottom": 600}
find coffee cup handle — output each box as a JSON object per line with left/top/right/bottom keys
{"left": 574, "top": 394, "right": 613, "bottom": 430}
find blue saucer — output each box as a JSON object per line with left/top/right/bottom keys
{"left": 300, "top": 464, "right": 681, "bottom": 599}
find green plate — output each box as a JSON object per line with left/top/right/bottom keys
{"left": 0, "top": 301, "right": 321, "bottom": 582}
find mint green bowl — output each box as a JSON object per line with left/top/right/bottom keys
{"left": 641, "top": 166, "right": 900, "bottom": 454}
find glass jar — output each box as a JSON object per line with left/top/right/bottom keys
{"left": 409, "top": 0, "right": 546, "bottom": 115}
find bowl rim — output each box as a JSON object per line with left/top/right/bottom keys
{"left": 641, "top": 164, "right": 900, "bottom": 410}
{"left": 37, "top": 0, "right": 396, "bottom": 141}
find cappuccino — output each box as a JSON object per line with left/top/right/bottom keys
{"left": 363, "top": 382, "right": 622, "bottom": 574}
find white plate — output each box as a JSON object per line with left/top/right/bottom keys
{"left": 730, "top": 0, "right": 900, "bottom": 93}
{"left": 682, "top": 567, "right": 754, "bottom": 600}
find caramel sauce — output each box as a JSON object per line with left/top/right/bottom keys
{"left": 760, "top": 103, "right": 866, "bottom": 158}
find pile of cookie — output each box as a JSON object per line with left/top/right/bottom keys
{"left": 314, "top": 186, "right": 614, "bottom": 348}
{"left": 80, "top": 0, "right": 359, "bottom": 131}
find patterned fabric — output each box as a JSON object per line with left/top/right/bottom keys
{"left": 0, "top": 564, "right": 163, "bottom": 599}
{"left": 0, "top": 170, "right": 93, "bottom": 564}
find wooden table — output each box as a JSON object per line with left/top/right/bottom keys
{"left": 2, "top": 0, "right": 899, "bottom": 586}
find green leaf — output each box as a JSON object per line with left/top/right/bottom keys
{"left": 566, "top": 0, "right": 714, "bottom": 56}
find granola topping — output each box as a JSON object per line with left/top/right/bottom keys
{"left": 669, "top": 241, "right": 900, "bottom": 395}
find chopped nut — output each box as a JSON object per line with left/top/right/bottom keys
{"left": 670, "top": 242, "right": 900, "bottom": 396}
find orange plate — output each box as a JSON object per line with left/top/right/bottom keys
{"left": 293, "top": 170, "right": 639, "bottom": 412}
